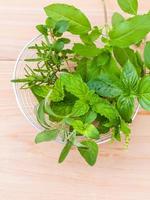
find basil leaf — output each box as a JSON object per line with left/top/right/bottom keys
{"left": 88, "top": 73, "right": 123, "bottom": 98}
{"left": 138, "top": 76, "right": 150, "bottom": 110}
{"left": 45, "top": 17, "right": 55, "bottom": 29}
{"left": 53, "top": 20, "right": 69, "bottom": 36}
{"left": 78, "top": 140, "right": 99, "bottom": 166}
{"left": 58, "top": 141, "right": 73, "bottom": 163}
{"left": 44, "top": 4, "right": 91, "bottom": 35}
{"left": 73, "top": 43, "right": 101, "bottom": 57}
{"left": 121, "top": 60, "right": 139, "bottom": 92}
{"left": 89, "top": 26, "right": 102, "bottom": 41}
{"left": 144, "top": 41, "right": 150, "bottom": 69}
{"left": 117, "top": 0, "right": 138, "bottom": 15}
{"left": 112, "top": 12, "right": 124, "bottom": 27}
{"left": 36, "top": 24, "right": 48, "bottom": 35}
{"left": 117, "top": 95, "right": 135, "bottom": 122}
{"left": 49, "top": 79, "right": 64, "bottom": 102}
{"left": 35, "top": 129, "right": 58, "bottom": 144}
{"left": 110, "top": 14, "right": 150, "bottom": 48}
{"left": 72, "top": 100, "right": 89, "bottom": 117}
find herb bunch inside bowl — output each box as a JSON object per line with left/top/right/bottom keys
{"left": 12, "top": 0, "right": 150, "bottom": 166}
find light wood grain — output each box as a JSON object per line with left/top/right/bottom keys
{"left": 0, "top": 1, "right": 150, "bottom": 200}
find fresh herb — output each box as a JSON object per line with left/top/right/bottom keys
{"left": 12, "top": 0, "right": 150, "bottom": 166}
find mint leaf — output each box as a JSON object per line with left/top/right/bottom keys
{"left": 117, "top": 0, "right": 138, "bottom": 15}
{"left": 92, "top": 102, "right": 119, "bottom": 126}
{"left": 73, "top": 43, "right": 101, "bottom": 57}
{"left": 50, "top": 79, "right": 64, "bottom": 102}
{"left": 31, "top": 85, "right": 50, "bottom": 98}
{"left": 44, "top": 4, "right": 91, "bottom": 35}
{"left": 58, "top": 141, "right": 73, "bottom": 163}
{"left": 144, "top": 41, "right": 150, "bottom": 69}
{"left": 72, "top": 100, "right": 89, "bottom": 117}
{"left": 84, "top": 111, "right": 97, "bottom": 124}
{"left": 112, "top": 12, "right": 124, "bottom": 27}
{"left": 110, "top": 14, "right": 150, "bottom": 48}
{"left": 88, "top": 72, "right": 123, "bottom": 98}
{"left": 60, "top": 73, "right": 89, "bottom": 99}
{"left": 121, "top": 60, "right": 139, "bottom": 92}
{"left": 117, "top": 95, "right": 135, "bottom": 122}
{"left": 35, "top": 129, "right": 58, "bottom": 144}
{"left": 138, "top": 76, "right": 150, "bottom": 110}
{"left": 78, "top": 140, "right": 99, "bottom": 166}
{"left": 120, "top": 120, "right": 131, "bottom": 136}
{"left": 83, "top": 124, "right": 99, "bottom": 140}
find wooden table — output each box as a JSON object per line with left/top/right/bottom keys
{"left": 1, "top": 1, "right": 150, "bottom": 199}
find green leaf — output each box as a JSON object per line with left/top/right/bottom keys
{"left": 109, "top": 13, "right": 150, "bottom": 48}
{"left": 138, "top": 76, "right": 150, "bottom": 110}
{"left": 58, "top": 141, "right": 73, "bottom": 163}
{"left": 112, "top": 12, "right": 124, "bottom": 27}
{"left": 36, "top": 25, "right": 48, "bottom": 35}
{"left": 37, "top": 100, "right": 49, "bottom": 128}
{"left": 89, "top": 26, "right": 102, "bottom": 41}
{"left": 71, "top": 120, "right": 84, "bottom": 133}
{"left": 53, "top": 20, "right": 69, "bottom": 36}
{"left": 35, "top": 129, "right": 58, "bottom": 144}
{"left": 44, "top": 3, "right": 91, "bottom": 35}
{"left": 72, "top": 100, "right": 89, "bottom": 117}
{"left": 117, "top": 95, "right": 135, "bottom": 122}
{"left": 102, "top": 57, "right": 121, "bottom": 77}
{"left": 144, "top": 41, "right": 150, "bottom": 69}
{"left": 78, "top": 140, "right": 99, "bottom": 166}
{"left": 113, "top": 126, "right": 121, "bottom": 142}
{"left": 73, "top": 43, "right": 101, "bottom": 57}
{"left": 51, "top": 101, "right": 73, "bottom": 116}
{"left": 117, "top": 0, "right": 138, "bottom": 15}
{"left": 53, "top": 40, "right": 64, "bottom": 52}
{"left": 88, "top": 72, "right": 123, "bottom": 98}
{"left": 45, "top": 17, "right": 55, "bottom": 29}
{"left": 120, "top": 120, "right": 131, "bottom": 136}
{"left": 60, "top": 73, "right": 89, "bottom": 99}
{"left": 113, "top": 47, "right": 143, "bottom": 75}
{"left": 31, "top": 85, "right": 50, "bottom": 98}
{"left": 80, "top": 34, "right": 94, "bottom": 46}
{"left": 75, "top": 58, "right": 88, "bottom": 81}
{"left": 121, "top": 60, "right": 139, "bottom": 92}
{"left": 84, "top": 111, "right": 97, "bottom": 124}
{"left": 92, "top": 102, "right": 119, "bottom": 126}
{"left": 49, "top": 79, "right": 64, "bottom": 102}
{"left": 83, "top": 124, "right": 99, "bottom": 140}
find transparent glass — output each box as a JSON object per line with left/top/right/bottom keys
{"left": 13, "top": 0, "right": 139, "bottom": 144}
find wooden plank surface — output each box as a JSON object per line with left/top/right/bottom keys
{"left": 0, "top": 1, "right": 150, "bottom": 200}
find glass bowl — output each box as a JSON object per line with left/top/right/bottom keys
{"left": 13, "top": 1, "right": 139, "bottom": 144}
